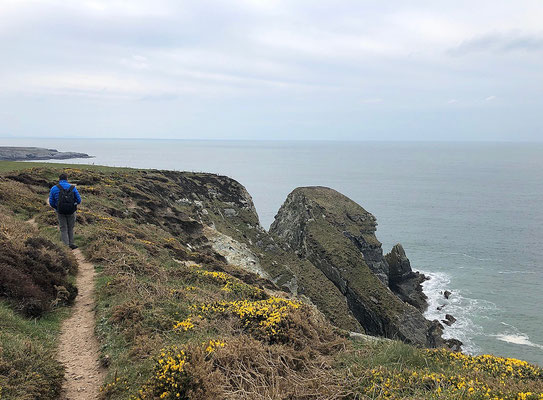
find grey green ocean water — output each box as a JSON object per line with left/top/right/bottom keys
{"left": 3, "top": 138, "right": 543, "bottom": 365}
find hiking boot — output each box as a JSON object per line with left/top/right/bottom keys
{"left": 69, "top": 244, "right": 78, "bottom": 250}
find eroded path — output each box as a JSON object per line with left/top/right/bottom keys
{"left": 28, "top": 217, "right": 105, "bottom": 399}
{"left": 57, "top": 248, "right": 105, "bottom": 400}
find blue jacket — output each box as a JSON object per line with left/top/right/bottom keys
{"left": 49, "top": 180, "right": 82, "bottom": 210}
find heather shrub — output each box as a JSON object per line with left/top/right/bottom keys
{"left": 0, "top": 212, "right": 77, "bottom": 317}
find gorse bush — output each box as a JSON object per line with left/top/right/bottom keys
{"left": 0, "top": 179, "right": 46, "bottom": 218}
{"left": 426, "top": 349, "right": 543, "bottom": 381}
{"left": 134, "top": 343, "right": 222, "bottom": 400}
{"left": 134, "top": 335, "right": 350, "bottom": 400}
{"left": 339, "top": 340, "right": 543, "bottom": 400}
{"left": 190, "top": 297, "right": 302, "bottom": 343}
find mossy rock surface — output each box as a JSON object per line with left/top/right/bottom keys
{"left": 270, "top": 186, "right": 443, "bottom": 347}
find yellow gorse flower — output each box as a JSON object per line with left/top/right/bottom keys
{"left": 135, "top": 340, "right": 227, "bottom": 400}
{"left": 205, "top": 339, "right": 226, "bottom": 354}
{"left": 190, "top": 268, "right": 265, "bottom": 298}
{"left": 191, "top": 297, "right": 301, "bottom": 339}
{"left": 362, "top": 351, "right": 543, "bottom": 399}
{"left": 426, "top": 349, "right": 543, "bottom": 381}
{"left": 172, "top": 317, "right": 194, "bottom": 332}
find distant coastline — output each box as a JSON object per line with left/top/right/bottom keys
{"left": 0, "top": 146, "right": 92, "bottom": 161}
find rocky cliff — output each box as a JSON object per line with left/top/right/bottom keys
{"left": 2, "top": 166, "right": 445, "bottom": 347}
{"left": 386, "top": 243, "right": 428, "bottom": 311}
{"left": 4, "top": 164, "right": 542, "bottom": 400}
{"left": 270, "top": 186, "right": 443, "bottom": 347}
{"left": 0, "top": 146, "right": 92, "bottom": 161}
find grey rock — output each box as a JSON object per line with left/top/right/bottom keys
{"left": 0, "top": 146, "right": 92, "bottom": 161}
{"left": 385, "top": 244, "right": 428, "bottom": 311}
{"left": 445, "top": 338, "right": 463, "bottom": 352}
{"left": 223, "top": 208, "right": 238, "bottom": 217}
{"left": 442, "top": 314, "right": 457, "bottom": 326}
{"left": 270, "top": 186, "right": 447, "bottom": 348}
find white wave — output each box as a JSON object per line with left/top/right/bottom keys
{"left": 494, "top": 334, "right": 543, "bottom": 350}
{"left": 420, "top": 270, "right": 497, "bottom": 355}
{"left": 493, "top": 323, "right": 543, "bottom": 350}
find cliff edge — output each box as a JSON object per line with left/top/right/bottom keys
{"left": 2, "top": 164, "right": 540, "bottom": 400}
{"left": 270, "top": 186, "right": 443, "bottom": 347}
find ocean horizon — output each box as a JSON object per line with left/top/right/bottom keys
{"left": 3, "top": 137, "right": 543, "bottom": 365}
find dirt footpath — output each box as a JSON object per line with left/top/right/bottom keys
{"left": 57, "top": 249, "right": 105, "bottom": 399}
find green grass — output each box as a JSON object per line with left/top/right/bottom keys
{"left": 0, "top": 303, "right": 68, "bottom": 400}
{"left": 0, "top": 160, "right": 133, "bottom": 173}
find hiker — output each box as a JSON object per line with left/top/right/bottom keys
{"left": 49, "top": 173, "right": 82, "bottom": 249}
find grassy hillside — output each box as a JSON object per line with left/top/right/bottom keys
{"left": 0, "top": 203, "right": 76, "bottom": 399}
{"left": 1, "top": 161, "right": 542, "bottom": 399}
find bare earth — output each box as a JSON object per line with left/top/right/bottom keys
{"left": 28, "top": 217, "right": 105, "bottom": 399}
{"left": 58, "top": 248, "right": 105, "bottom": 400}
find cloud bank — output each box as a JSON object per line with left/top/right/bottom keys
{"left": 0, "top": 0, "right": 541, "bottom": 141}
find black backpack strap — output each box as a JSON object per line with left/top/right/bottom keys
{"left": 56, "top": 184, "right": 74, "bottom": 192}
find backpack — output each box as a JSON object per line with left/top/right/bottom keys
{"left": 57, "top": 184, "right": 77, "bottom": 215}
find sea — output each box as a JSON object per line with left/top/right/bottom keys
{"left": 3, "top": 138, "right": 543, "bottom": 366}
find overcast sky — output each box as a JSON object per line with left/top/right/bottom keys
{"left": 1, "top": 0, "right": 542, "bottom": 141}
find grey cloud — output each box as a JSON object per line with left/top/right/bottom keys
{"left": 449, "top": 32, "right": 543, "bottom": 55}
{"left": 0, "top": 0, "right": 542, "bottom": 141}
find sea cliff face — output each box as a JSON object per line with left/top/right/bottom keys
{"left": 8, "top": 166, "right": 445, "bottom": 345}
{"left": 3, "top": 166, "right": 441, "bottom": 345}
{"left": 269, "top": 186, "right": 443, "bottom": 347}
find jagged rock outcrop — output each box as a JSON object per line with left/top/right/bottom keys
{"left": 270, "top": 186, "right": 445, "bottom": 347}
{"left": 385, "top": 244, "right": 428, "bottom": 311}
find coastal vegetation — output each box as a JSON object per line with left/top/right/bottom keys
{"left": 0, "top": 203, "right": 74, "bottom": 399}
{"left": 0, "top": 162, "right": 542, "bottom": 399}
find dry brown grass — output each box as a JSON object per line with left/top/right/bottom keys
{"left": 0, "top": 207, "right": 78, "bottom": 317}
{"left": 0, "top": 179, "right": 47, "bottom": 217}
{"left": 86, "top": 237, "right": 161, "bottom": 277}
{"left": 137, "top": 334, "right": 358, "bottom": 400}
{"left": 215, "top": 336, "right": 357, "bottom": 400}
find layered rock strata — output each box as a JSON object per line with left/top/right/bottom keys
{"left": 270, "top": 186, "right": 444, "bottom": 347}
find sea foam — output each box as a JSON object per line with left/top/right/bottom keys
{"left": 421, "top": 270, "right": 496, "bottom": 355}
{"left": 493, "top": 323, "right": 543, "bottom": 350}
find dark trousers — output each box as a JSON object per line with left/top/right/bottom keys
{"left": 57, "top": 212, "right": 76, "bottom": 246}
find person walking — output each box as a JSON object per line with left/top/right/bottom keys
{"left": 49, "top": 173, "right": 82, "bottom": 249}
